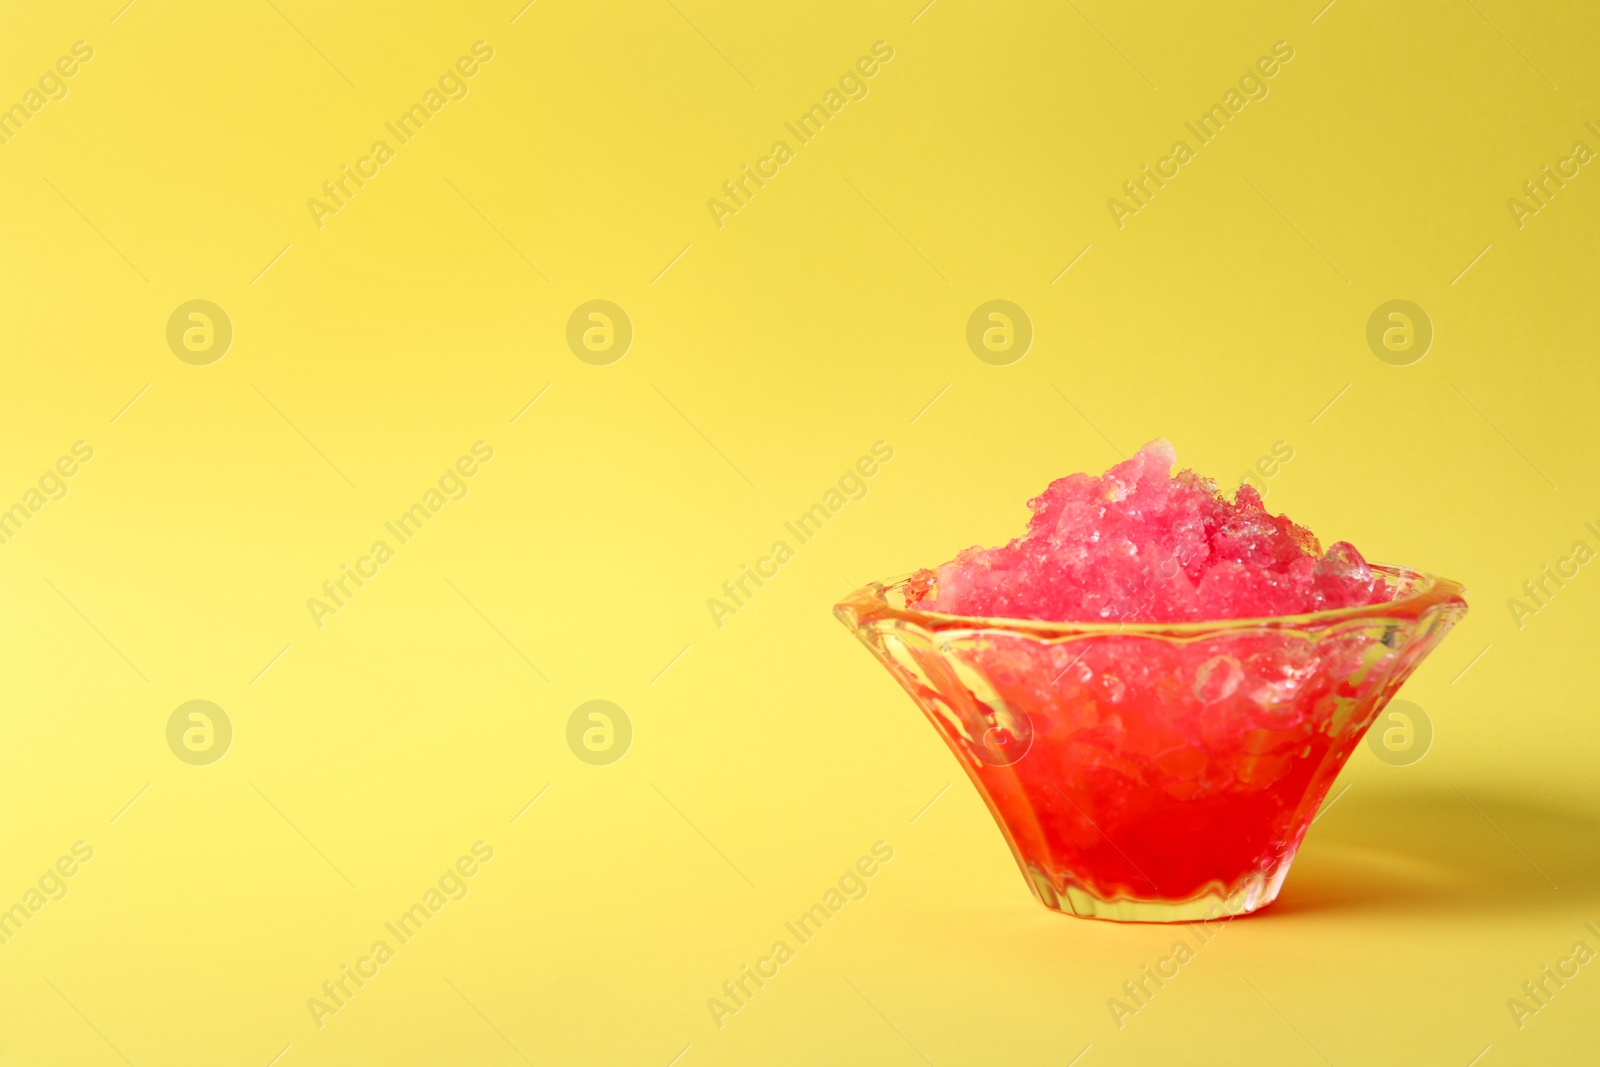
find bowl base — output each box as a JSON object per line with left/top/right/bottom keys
{"left": 1026, "top": 856, "right": 1292, "bottom": 923}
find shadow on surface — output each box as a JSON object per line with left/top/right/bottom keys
{"left": 1272, "top": 782, "right": 1600, "bottom": 918}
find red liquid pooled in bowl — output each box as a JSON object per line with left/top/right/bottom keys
{"left": 942, "top": 627, "right": 1393, "bottom": 906}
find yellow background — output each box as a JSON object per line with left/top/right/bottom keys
{"left": 2, "top": 0, "right": 1597, "bottom": 1063}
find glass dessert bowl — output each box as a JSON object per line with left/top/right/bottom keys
{"left": 835, "top": 566, "right": 1467, "bottom": 922}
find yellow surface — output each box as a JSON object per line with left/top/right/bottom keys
{"left": 1, "top": 1, "right": 1597, "bottom": 1063}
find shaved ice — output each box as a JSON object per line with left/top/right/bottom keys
{"left": 909, "top": 440, "right": 1392, "bottom": 623}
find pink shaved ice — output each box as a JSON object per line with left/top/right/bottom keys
{"left": 909, "top": 440, "right": 1393, "bottom": 624}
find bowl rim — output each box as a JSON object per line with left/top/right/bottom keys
{"left": 835, "top": 563, "right": 1469, "bottom": 639}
